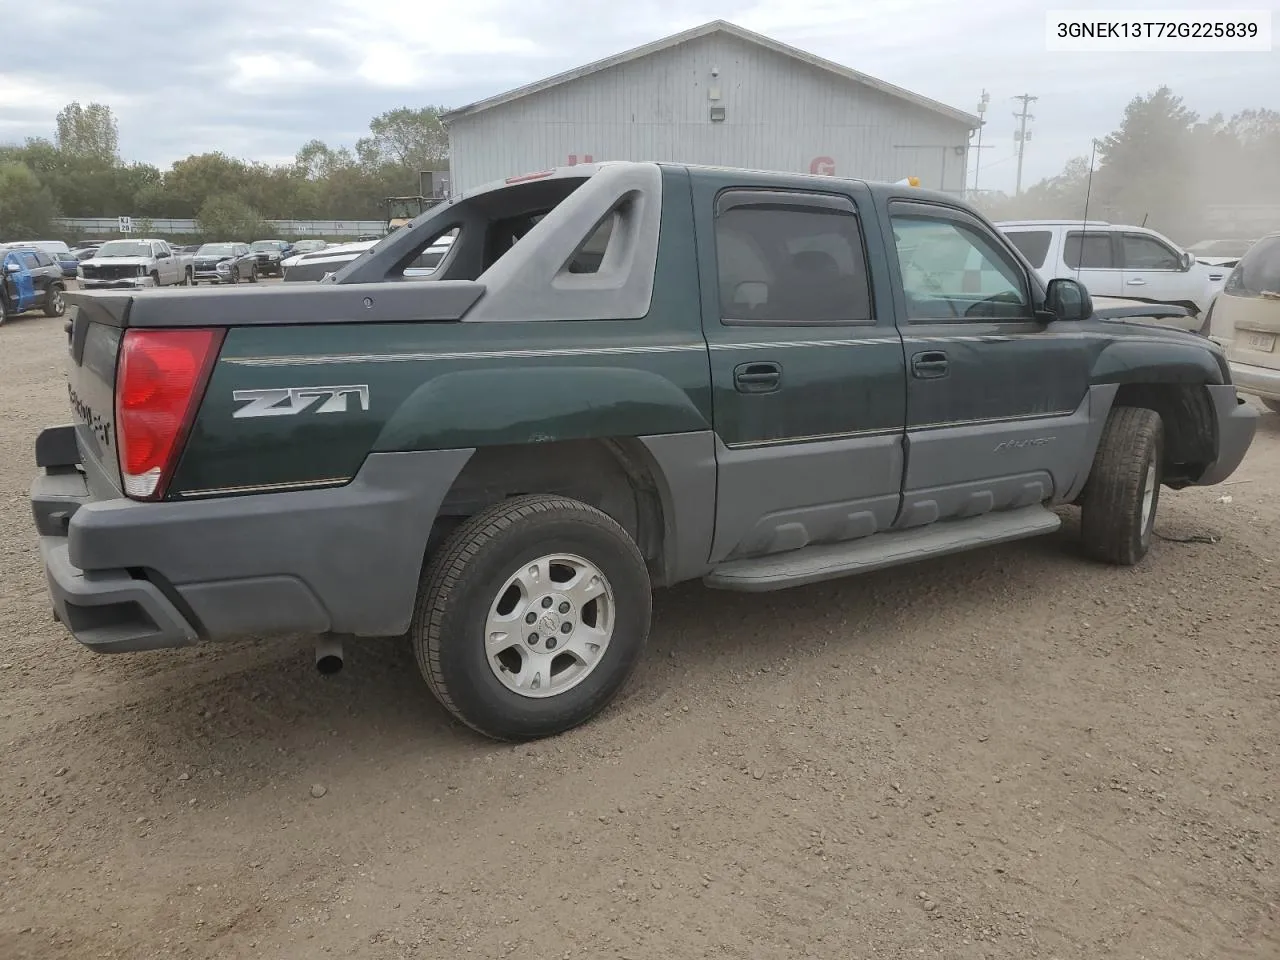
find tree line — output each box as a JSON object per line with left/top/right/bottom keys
{"left": 0, "top": 101, "right": 449, "bottom": 241}
{"left": 2, "top": 88, "right": 1276, "bottom": 244}
{"left": 974, "top": 87, "right": 1280, "bottom": 243}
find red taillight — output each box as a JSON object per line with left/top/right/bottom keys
{"left": 114, "top": 328, "right": 223, "bottom": 500}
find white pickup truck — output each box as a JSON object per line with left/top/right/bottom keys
{"left": 77, "top": 238, "right": 194, "bottom": 290}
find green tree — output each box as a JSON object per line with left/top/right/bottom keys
{"left": 356, "top": 106, "right": 449, "bottom": 171}
{"left": 0, "top": 162, "right": 58, "bottom": 237}
{"left": 54, "top": 101, "right": 119, "bottom": 164}
{"left": 196, "top": 194, "right": 266, "bottom": 241}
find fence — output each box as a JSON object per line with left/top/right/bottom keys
{"left": 51, "top": 218, "right": 388, "bottom": 238}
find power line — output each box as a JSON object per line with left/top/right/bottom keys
{"left": 1012, "top": 93, "right": 1038, "bottom": 196}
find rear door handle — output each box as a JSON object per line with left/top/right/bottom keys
{"left": 733, "top": 361, "right": 782, "bottom": 393}
{"left": 911, "top": 351, "right": 949, "bottom": 379}
{"left": 1126, "top": 278, "right": 1146, "bottom": 285}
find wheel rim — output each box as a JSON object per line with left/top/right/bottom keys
{"left": 484, "top": 553, "right": 615, "bottom": 699}
{"left": 52, "top": 290, "right": 64, "bottom": 313}
{"left": 1140, "top": 458, "right": 1157, "bottom": 533}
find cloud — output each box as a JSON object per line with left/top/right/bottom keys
{"left": 0, "top": 0, "right": 1272, "bottom": 192}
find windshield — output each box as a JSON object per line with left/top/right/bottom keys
{"left": 251, "top": 240, "right": 285, "bottom": 251}
{"left": 95, "top": 241, "right": 151, "bottom": 258}
{"left": 197, "top": 244, "right": 236, "bottom": 256}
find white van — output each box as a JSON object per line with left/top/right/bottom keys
{"left": 996, "top": 220, "right": 1213, "bottom": 330}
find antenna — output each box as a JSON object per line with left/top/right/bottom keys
{"left": 1078, "top": 138, "right": 1098, "bottom": 283}
{"left": 1141, "top": 212, "right": 1148, "bottom": 228}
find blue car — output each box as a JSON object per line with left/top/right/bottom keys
{"left": 0, "top": 247, "right": 67, "bottom": 324}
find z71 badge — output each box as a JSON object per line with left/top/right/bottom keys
{"left": 232, "top": 385, "right": 370, "bottom": 419}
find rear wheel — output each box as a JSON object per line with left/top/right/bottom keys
{"left": 411, "top": 495, "right": 652, "bottom": 741}
{"left": 1080, "top": 406, "right": 1164, "bottom": 566}
{"left": 43, "top": 283, "right": 65, "bottom": 318}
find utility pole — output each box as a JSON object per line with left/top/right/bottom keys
{"left": 970, "top": 89, "right": 992, "bottom": 196}
{"left": 1013, "top": 93, "right": 1037, "bottom": 196}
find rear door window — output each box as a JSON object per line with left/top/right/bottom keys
{"left": 1003, "top": 229, "right": 1052, "bottom": 269}
{"left": 713, "top": 193, "right": 873, "bottom": 324}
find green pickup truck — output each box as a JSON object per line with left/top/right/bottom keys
{"left": 31, "top": 161, "right": 1257, "bottom": 741}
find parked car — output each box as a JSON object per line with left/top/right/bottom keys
{"left": 289, "top": 239, "right": 328, "bottom": 255}
{"left": 248, "top": 239, "right": 293, "bottom": 277}
{"left": 192, "top": 242, "right": 258, "bottom": 284}
{"left": 1205, "top": 232, "right": 1280, "bottom": 413}
{"left": 281, "top": 239, "right": 379, "bottom": 281}
{"left": 72, "top": 244, "right": 102, "bottom": 261}
{"left": 1187, "top": 238, "right": 1256, "bottom": 267}
{"left": 8, "top": 240, "right": 78, "bottom": 278}
{"left": 0, "top": 246, "right": 67, "bottom": 324}
{"left": 78, "top": 238, "right": 194, "bottom": 289}
{"left": 282, "top": 233, "right": 454, "bottom": 282}
{"left": 997, "top": 220, "right": 1213, "bottom": 328}
{"left": 31, "top": 161, "right": 1256, "bottom": 742}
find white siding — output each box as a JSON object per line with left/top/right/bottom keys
{"left": 447, "top": 33, "right": 971, "bottom": 194}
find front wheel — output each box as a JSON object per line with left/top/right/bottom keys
{"left": 1080, "top": 406, "right": 1164, "bottom": 566}
{"left": 43, "top": 283, "right": 66, "bottom": 317}
{"left": 248, "top": 266, "right": 258, "bottom": 283}
{"left": 231, "top": 267, "right": 240, "bottom": 284}
{"left": 412, "top": 495, "right": 653, "bottom": 741}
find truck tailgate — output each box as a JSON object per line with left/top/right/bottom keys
{"left": 65, "top": 294, "right": 128, "bottom": 497}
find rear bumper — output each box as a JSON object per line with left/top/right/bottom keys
{"left": 1229, "top": 360, "right": 1280, "bottom": 403}
{"left": 30, "top": 426, "right": 474, "bottom": 653}
{"left": 1196, "top": 384, "right": 1259, "bottom": 486}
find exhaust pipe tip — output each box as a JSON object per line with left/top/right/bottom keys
{"left": 315, "top": 636, "right": 344, "bottom": 675}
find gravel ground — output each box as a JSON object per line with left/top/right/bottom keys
{"left": 1, "top": 305, "right": 1277, "bottom": 960}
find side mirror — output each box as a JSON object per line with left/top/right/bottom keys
{"left": 1045, "top": 277, "right": 1093, "bottom": 322}
{"left": 5, "top": 262, "right": 21, "bottom": 274}
{"left": 1179, "top": 250, "right": 1194, "bottom": 271}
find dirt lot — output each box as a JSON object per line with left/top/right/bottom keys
{"left": 1, "top": 307, "right": 1277, "bottom": 960}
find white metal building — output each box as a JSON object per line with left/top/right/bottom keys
{"left": 442, "top": 20, "right": 978, "bottom": 195}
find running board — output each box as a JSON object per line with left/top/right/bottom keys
{"left": 703, "top": 505, "right": 1062, "bottom": 593}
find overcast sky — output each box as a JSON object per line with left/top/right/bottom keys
{"left": 2, "top": 0, "right": 1275, "bottom": 193}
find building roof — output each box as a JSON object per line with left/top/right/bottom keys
{"left": 441, "top": 20, "right": 979, "bottom": 128}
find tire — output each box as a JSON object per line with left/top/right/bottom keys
{"left": 231, "top": 267, "right": 240, "bottom": 284}
{"left": 1080, "top": 406, "right": 1164, "bottom": 566}
{"left": 43, "top": 283, "right": 65, "bottom": 318}
{"left": 248, "top": 266, "right": 258, "bottom": 283}
{"left": 412, "top": 494, "right": 653, "bottom": 741}
{"left": 0, "top": 295, "right": 7, "bottom": 326}
{"left": 1262, "top": 398, "right": 1280, "bottom": 414}
{"left": 149, "top": 272, "right": 159, "bottom": 288}
{"left": 182, "top": 268, "right": 192, "bottom": 286}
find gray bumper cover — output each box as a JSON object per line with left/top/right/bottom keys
{"left": 31, "top": 438, "right": 474, "bottom": 653}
